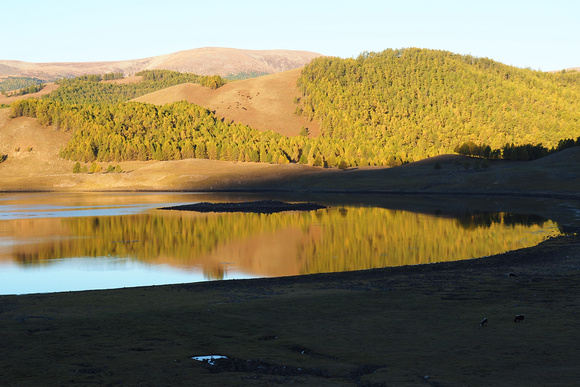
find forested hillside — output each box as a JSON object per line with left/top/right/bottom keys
{"left": 7, "top": 49, "right": 580, "bottom": 167}
{"left": 0, "top": 77, "right": 45, "bottom": 94}
{"left": 10, "top": 99, "right": 321, "bottom": 165}
{"left": 297, "top": 48, "right": 580, "bottom": 161}
{"left": 46, "top": 70, "right": 225, "bottom": 104}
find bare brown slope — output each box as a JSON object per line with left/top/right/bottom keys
{"left": 0, "top": 109, "right": 72, "bottom": 182}
{"left": 133, "top": 68, "right": 320, "bottom": 137}
{"left": 154, "top": 47, "right": 322, "bottom": 76}
{"left": 0, "top": 48, "right": 323, "bottom": 80}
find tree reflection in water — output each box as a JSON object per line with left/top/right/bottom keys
{"left": 1, "top": 206, "right": 561, "bottom": 279}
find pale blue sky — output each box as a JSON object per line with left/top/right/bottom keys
{"left": 3, "top": 0, "right": 579, "bottom": 71}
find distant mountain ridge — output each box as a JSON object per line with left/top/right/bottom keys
{"left": 0, "top": 47, "right": 323, "bottom": 80}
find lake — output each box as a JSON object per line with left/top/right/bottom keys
{"left": 0, "top": 192, "right": 565, "bottom": 295}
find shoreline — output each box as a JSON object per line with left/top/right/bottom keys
{"left": 5, "top": 231, "right": 578, "bottom": 297}
{"left": 1, "top": 187, "right": 579, "bottom": 385}
{"left": 2, "top": 187, "right": 580, "bottom": 201}
{"left": 2, "top": 233, "right": 580, "bottom": 385}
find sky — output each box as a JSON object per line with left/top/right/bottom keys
{"left": 3, "top": 0, "right": 579, "bottom": 71}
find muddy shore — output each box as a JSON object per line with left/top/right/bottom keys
{"left": 159, "top": 199, "right": 326, "bottom": 214}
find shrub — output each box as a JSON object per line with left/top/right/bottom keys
{"left": 72, "top": 162, "right": 81, "bottom": 173}
{"left": 89, "top": 162, "right": 102, "bottom": 173}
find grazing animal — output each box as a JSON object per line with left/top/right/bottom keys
{"left": 514, "top": 314, "right": 525, "bottom": 323}
{"left": 509, "top": 272, "right": 517, "bottom": 278}
{"left": 480, "top": 317, "right": 488, "bottom": 327}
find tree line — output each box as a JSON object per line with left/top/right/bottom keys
{"left": 45, "top": 70, "right": 225, "bottom": 105}
{"left": 0, "top": 76, "right": 46, "bottom": 94}
{"left": 10, "top": 97, "right": 419, "bottom": 167}
{"left": 454, "top": 137, "right": 580, "bottom": 161}
{"left": 9, "top": 98, "right": 326, "bottom": 165}
{"left": 2, "top": 83, "right": 45, "bottom": 97}
{"left": 10, "top": 96, "right": 580, "bottom": 168}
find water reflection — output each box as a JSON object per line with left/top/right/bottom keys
{"left": 455, "top": 211, "right": 547, "bottom": 230}
{"left": 0, "top": 203, "right": 561, "bottom": 292}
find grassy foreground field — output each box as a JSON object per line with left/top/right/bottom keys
{"left": 1, "top": 233, "right": 579, "bottom": 386}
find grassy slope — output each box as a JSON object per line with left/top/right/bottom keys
{"left": 133, "top": 68, "right": 321, "bottom": 137}
{"left": 1, "top": 63, "right": 580, "bottom": 196}
{"left": 1, "top": 107, "right": 580, "bottom": 196}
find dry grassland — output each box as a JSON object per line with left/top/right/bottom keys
{"left": 133, "top": 68, "right": 321, "bottom": 137}
{"left": 0, "top": 48, "right": 323, "bottom": 80}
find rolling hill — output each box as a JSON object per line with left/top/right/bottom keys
{"left": 0, "top": 48, "right": 323, "bottom": 81}
{"left": 1, "top": 47, "right": 580, "bottom": 195}
{"left": 1, "top": 105, "right": 580, "bottom": 197}
{"left": 133, "top": 68, "right": 320, "bottom": 136}
{"left": 297, "top": 48, "right": 580, "bottom": 161}
{"left": 10, "top": 48, "right": 580, "bottom": 169}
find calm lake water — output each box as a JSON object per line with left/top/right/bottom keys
{"left": 0, "top": 192, "right": 564, "bottom": 295}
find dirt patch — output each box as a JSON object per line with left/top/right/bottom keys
{"left": 0, "top": 110, "right": 73, "bottom": 180}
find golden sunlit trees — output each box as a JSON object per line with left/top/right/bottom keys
{"left": 9, "top": 51, "right": 580, "bottom": 168}
{"left": 297, "top": 48, "right": 580, "bottom": 163}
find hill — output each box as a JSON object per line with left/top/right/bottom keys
{"left": 297, "top": 48, "right": 580, "bottom": 162}
{"left": 133, "top": 68, "right": 320, "bottom": 136}
{"left": 7, "top": 47, "right": 580, "bottom": 169}
{"left": 0, "top": 82, "right": 58, "bottom": 105}
{"left": 0, "top": 109, "right": 72, "bottom": 184}
{"left": 2, "top": 107, "right": 580, "bottom": 198}
{"left": 0, "top": 48, "right": 323, "bottom": 81}
{"left": 3, "top": 47, "right": 580, "bottom": 187}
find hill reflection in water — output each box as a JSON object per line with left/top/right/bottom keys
{"left": 0, "top": 205, "right": 561, "bottom": 286}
